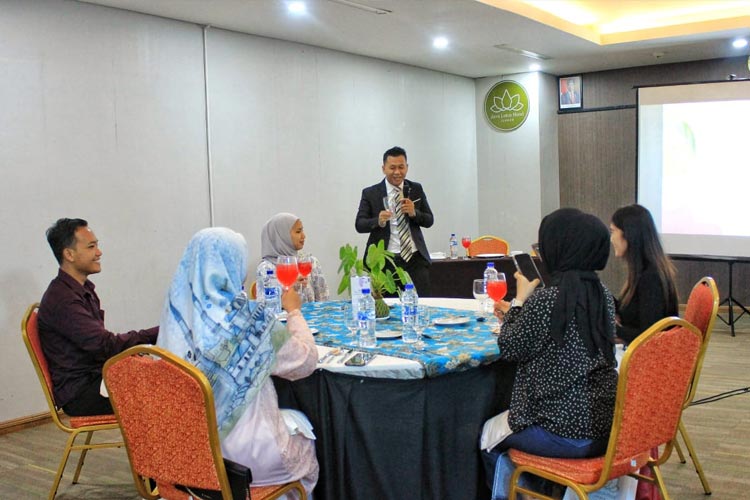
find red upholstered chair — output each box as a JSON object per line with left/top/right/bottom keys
{"left": 507, "top": 317, "right": 702, "bottom": 500}
{"left": 103, "top": 344, "right": 306, "bottom": 500}
{"left": 468, "top": 235, "right": 510, "bottom": 256}
{"left": 21, "top": 303, "right": 123, "bottom": 500}
{"left": 672, "top": 277, "right": 719, "bottom": 494}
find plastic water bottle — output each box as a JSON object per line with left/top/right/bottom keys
{"left": 449, "top": 233, "right": 458, "bottom": 259}
{"left": 357, "top": 287, "right": 377, "bottom": 348}
{"left": 256, "top": 260, "right": 275, "bottom": 302}
{"left": 262, "top": 269, "right": 281, "bottom": 320}
{"left": 482, "top": 262, "right": 498, "bottom": 314}
{"left": 401, "top": 283, "right": 419, "bottom": 343}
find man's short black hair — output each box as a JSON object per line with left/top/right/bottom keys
{"left": 383, "top": 146, "right": 407, "bottom": 164}
{"left": 46, "top": 218, "right": 88, "bottom": 264}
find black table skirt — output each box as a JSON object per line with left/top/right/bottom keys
{"left": 428, "top": 256, "right": 548, "bottom": 299}
{"left": 274, "top": 361, "right": 517, "bottom": 500}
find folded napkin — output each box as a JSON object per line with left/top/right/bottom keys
{"left": 281, "top": 409, "right": 316, "bottom": 440}
{"left": 480, "top": 409, "right": 512, "bottom": 452}
{"left": 430, "top": 252, "right": 447, "bottom": 259}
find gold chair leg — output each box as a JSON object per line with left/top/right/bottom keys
{"left": 72, "top": 430, "right": 93, "bottom": 483}
{"left": 678, "top": 420, "right": 712, "bottom": 495}
{"left": 673, "top": 435, "right": 687, "bottom": 463}
{"left": 49, "top": 432, "right": 77, "bottom": 500}
{"left": 652, "top": 464, "right": 671, "bottom": 500}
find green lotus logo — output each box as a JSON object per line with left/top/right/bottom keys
{"left": 484, "top": 81, "right": 530, "bottom": 132}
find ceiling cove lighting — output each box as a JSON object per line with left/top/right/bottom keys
{"left": 733, "top": 38, "right": 748, "bottom": 49}
{"left": 529, "top": 63, "right": 541, "bottom": 71}
{"left": 327, "top": 0, "right": 391, "bottom": 15}
{"left": 433, "top": 37, "right": 449, "bottom": 49}
{"left": 288, "top": 2, "right": 306, "bottom": 14}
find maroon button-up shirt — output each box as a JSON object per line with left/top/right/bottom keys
{"left": 37, "top": 269, "right": 158, "bottom": 406}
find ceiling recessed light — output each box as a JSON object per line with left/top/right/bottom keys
{"left": 433, "top": 37, "right": 449, "bottom": 50}
{"left": 288, "top": 1, "right": 307, "bottom": 14}
{"left": 529, "top": 63, "right": 541, "bottom": 71}
{"left": 732, "top": 38, "right": 748, "bottom": 49}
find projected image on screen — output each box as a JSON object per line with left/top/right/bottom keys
{"left": 661, "top": 101, "right": 749, "bottom": 236}
{"left": 638, "top": 80, "right": 750, "bottom": 257}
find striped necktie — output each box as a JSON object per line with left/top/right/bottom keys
{"left": 394, "top": 187, "right": 416, "bottom": 261}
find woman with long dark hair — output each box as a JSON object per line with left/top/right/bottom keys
{"left": 610, "top": 204, "right": 678, "bottom": 344}
{"left": 610, "top": 204, "right": 678, "bottom": 500}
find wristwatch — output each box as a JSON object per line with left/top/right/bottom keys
{"left": 510, "top": 298, "right": 524, "bottom": 309}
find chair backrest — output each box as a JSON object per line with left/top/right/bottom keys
{"left": 602, "top": 317, "right": 701, "bottom": 477}
{"left": 682, "top": 276, "right": 720, "bottom": 406}
{"left": 468, "top": 235, "right": 509, "bottom": 256}
{"left": 249, "top": 280, "right": 257, "bottom": 300}
{"left": 104, "top": 345, "right": 234, "bottom": 500}
{"left": 21, "top": 303, "right": 65, "bottom": 422}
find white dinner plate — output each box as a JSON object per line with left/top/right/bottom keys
{"left": 475, "top": 253, "right": 505, "bottom": 258}
{"left": 376, "top": 315, "right": 391, "bottom": 322}
{"left": 375, "top": 329, "right": 402, "bottom": 339}
{"left": 277, "top": 311, "right": 289, "bottom": 322}
{"left": 433, "top": 316, "right": 471, "bottom": 326}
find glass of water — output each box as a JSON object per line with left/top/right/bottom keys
{"left": 413, "top": 306, "right": 431, "bottom": 350}
{"left": 473, "top": 279, "right": 491, "bottom": 319}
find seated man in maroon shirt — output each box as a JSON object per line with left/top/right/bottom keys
{"left": 37, "top": 218, "right": 159, "bottom": 416}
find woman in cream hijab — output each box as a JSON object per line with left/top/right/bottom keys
{"left": 257, "top": 212, "right": 330, "bottom": 303}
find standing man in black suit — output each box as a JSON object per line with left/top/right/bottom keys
{"left": 355, "top": 146, "right": 434, "bottom": 296}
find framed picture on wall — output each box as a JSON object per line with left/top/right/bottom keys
{"left": 559, "top": 75, "right": 582, "bottom": 110}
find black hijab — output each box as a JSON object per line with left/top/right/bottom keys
{"left": 539, "top": 208, "right": 614, "bottom": 361}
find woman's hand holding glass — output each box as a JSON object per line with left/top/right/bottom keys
{"left": 297, "top": 255, "right": 312, "bottom": 287}
{"left": 276, "top": 256, "right": 299, "bottom": 291}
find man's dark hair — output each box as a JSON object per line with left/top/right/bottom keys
{"left": 46, "top": 218, "right": 88, "bottom": 264}
{"left": 383, "top": 146, "right": 407, "bottom": 164}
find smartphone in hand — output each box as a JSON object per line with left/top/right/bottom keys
{"left": 512, "top": 253, "right": 545, "bottom": 288}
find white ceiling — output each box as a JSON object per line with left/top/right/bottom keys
{"left": 78, "top": 0, "right": 750, "bottom": 78}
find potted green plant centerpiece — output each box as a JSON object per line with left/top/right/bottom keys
{"left": 337, "top": 241, "right": 412, "bottom": 318}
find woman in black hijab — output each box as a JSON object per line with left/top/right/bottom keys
{"left": 484, "top": 208, "right": 618, "bottom": 500}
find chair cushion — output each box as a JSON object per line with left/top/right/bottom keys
{"left": 508, "top": 449, "right": 650, "bottom": 484}
{"left": 69, "top": 413, "right": 118, "bottom": 428}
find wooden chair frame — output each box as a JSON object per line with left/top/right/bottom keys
{"left": 104, "top": 344, "right": 306, "bottom": 500}
{"left": 507, "top": 317, "right": 702, "bottom": 500}
{"left": 673, "top": 276, "right": 720, "bottom": 494}
{"left": 21, "top": 303, "right": 123, "bottom": 500}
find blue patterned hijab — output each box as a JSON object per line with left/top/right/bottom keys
{"left": 158, "top": 227, "right": 283, "bottom": 438}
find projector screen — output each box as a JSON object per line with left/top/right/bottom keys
{"left": 637, "top": 80, "right": 750, "bottom": 257}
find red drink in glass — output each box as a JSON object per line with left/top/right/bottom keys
{"left": 461, "top": 237, "right": 471, "bottom": 250}
{"left": 276, "top": 263, "right": 299, "bottom": 289}
{"left": 486, "top": 280, "right": 507, "bottom": 301}
{"left": 298, "top": 261, "right": 313, "bottom": 277}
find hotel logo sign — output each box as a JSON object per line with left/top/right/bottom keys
{"left": 484, "top": 80, "right": 530, "bottom": 132}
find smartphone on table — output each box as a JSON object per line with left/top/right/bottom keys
{"left": 512, "top": 252, "right": 545, "bottom": 288}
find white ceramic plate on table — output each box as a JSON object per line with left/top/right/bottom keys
{"left": 433, "top": 316, "right": 471, "bottom": 326}
{"left": 475, "top": 253, "right": 504, "bottom": 258}
{"left": 375, "top": 329, "right": 402, "bottom": 339}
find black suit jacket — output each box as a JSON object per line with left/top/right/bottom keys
{"left": 355, "top": 179, "right": 434, "bottom": 263}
